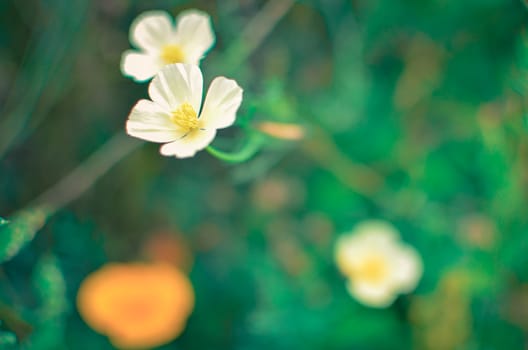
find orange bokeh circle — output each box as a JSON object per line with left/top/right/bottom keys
{"left": 77, "top": 263, "right": 194, "bottom": 349}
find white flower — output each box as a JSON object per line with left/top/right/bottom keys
{"left": 335, "top": 220, "right": 423, "bottom": 308}
{"left": 121, "top": 9, "right": 215, "bottom": 82}
{"left": 126, "top": 63, "right": 243, "bottom": 158}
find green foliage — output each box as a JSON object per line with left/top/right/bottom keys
{"left": 0, "top": 326, "right": 16, "bottom": 348}
{"left": 1, "top": 0, "right": 528, "bottom": 349}
{"left": 0, "top": 207, "right": 50, "bottom": 263}
{"left": 22, "top": 255, "right": 68, "bottom": 350}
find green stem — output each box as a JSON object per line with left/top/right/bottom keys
{"left": 206, "top": 133, "right": 264, "bottom": 163}
{"left": 33, "top": 133, "right": 142, "bottom": 211}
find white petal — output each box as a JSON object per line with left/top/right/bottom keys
{"left": 199, "top": 77, "right": 243, "bottom": 129}
{"left": 130, "top": 11, "right": 173, "bottom": 52}
{"left": 174, "top": 9, "right": 215, "bottom": 64}
{"left": 148, "top": 63, "right": 203, "bottom": 112}
{"left": 120, "top": 50, "right": 162, "bottom": 82}
{"left": 347, "top": 280, "right": 396, "bottom": 308}
{"left": 335, "top": 235, "right": 366, "bottom": 275}
{"left": 390, "top": 246, "right": 423, "bottom": 293}
{"left": 353, "top": 220, "right": 400, "bottom": 244}
{"left": 126, "top": 100, "right": 185, "bottom": 142}
{"left": 160, "top": 128, "right": 216, "bottom": 158}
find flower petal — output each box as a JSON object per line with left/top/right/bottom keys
{"left": 335, "top": 235, "right": 369, "bottom": 276}
{"left": 353, "top": 220, "right": 400, "bottom": 243}
{"left": 126, "top": 100, "right": 186, "bottom": 142}
{"left": 347, "top": 280, "right": 396, "bottom": 308}
{"left": 148, "top": 63, "right": 203, "bottom": 112}
{"left": 121, "top": 50, "right": 162, "bottom": 82}
{"left": 130, "top": 11, "right": 173, "bottom": 52}
{"left": 390, "top": 246, "right": 423, "bottom": 293}
{"left": 174, "top": 9, "right": 215, "bottom": 64}
{"left": 199, "top": 77, "right": 243, "bottom": 129}
{"left": 160, "top": 129, "right": 216, "bottom": 158}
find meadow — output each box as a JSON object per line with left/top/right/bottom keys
{"left": 1, "top": 0, "right": 528, "bottom": 349}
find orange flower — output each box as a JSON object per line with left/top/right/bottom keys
{"left": 77, "top": 263, "right": 194, "bottom": 349}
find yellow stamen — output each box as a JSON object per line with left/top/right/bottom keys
{"left": 354, "top": 255, "right": 388, "bottom": 284}
{"left": 160, "top": 45, "right": 185, "bottom": 64}
{"left": 171, "top": 103, "right": 199, "bottom": 132}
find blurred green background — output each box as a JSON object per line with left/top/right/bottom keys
{"left": 2, "top": 0, "right": 528, "bottom": 349}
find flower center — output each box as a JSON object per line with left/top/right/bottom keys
{"left": 160, "top": 45, "right": 185, "bottom": 64}
{"left": 355, "top": 255, "right": 389, "bottom": 284}
{"left": 171, "top": 103, "right": 199, "bottom": 132}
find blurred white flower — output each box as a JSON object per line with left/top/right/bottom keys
{"left": 335, "top": 220, "right": 423, "bottom": 308}
{"left": 126, "top": 63, "right": 243, "bottom": 158}
{"left": 121, "top": 9, "right": 215, "bottom": 82}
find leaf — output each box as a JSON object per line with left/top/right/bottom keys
{"left": 0, "top": 207, "right": 51, "bottom": 263}
{"left": 0, "top": 218, "right": 7, "bottom": 226}
{"left": 25, "top": 255, "right": 67, "bottom": 350}
{"left": 33, "top": 255, "right": 67, "bottom": 320}
{"left": 0, "top": 331, "right": 16, "bottom": 347}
